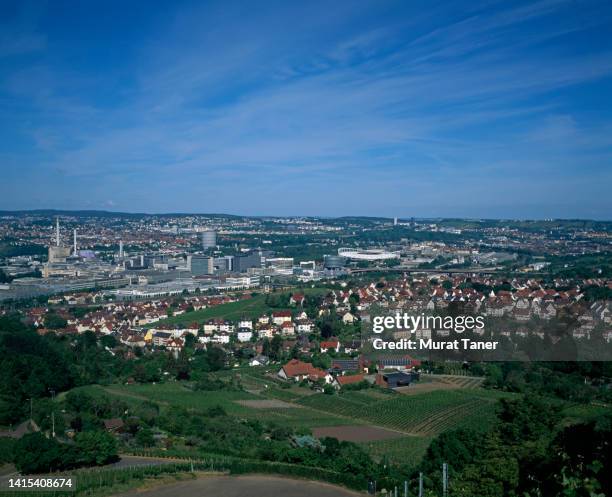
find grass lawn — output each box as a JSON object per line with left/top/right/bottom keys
{"left": 148, "top": 287, "right": 330, "bottom": 327}
{"left": 149, "top": 295, "right": 272, "bottom": 327}
{"left": 103, "top": 382, "right": 258, "bottom": 415}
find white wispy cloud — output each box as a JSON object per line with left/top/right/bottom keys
{"left": 1, "top": 0, "right": 611, "bottom": 217}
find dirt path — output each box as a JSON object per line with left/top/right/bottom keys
{"left": 112, "top": 474, "right": 364, "bottom": 497}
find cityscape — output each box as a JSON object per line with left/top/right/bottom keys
{"left": 0, "top": 211, "right": 610, "bottom": 496}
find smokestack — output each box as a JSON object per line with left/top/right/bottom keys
{"left": 56, "top": 218, "right": 60, "bottom": 246}
{"left": 73, "top": 229, "right": 77, "bottom": 255}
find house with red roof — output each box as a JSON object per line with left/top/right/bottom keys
{"left": 320, "top": 338, "right": 340, "bottom": 353}
{"left": 289, "top": 293, "right": 305, "bottom": 306}
{"left": 332, "top": 373, "right": 365, "bottom": 390}
{"left": 277, "top": 359, "right": 332, "bottom": 383}
{"left": 272, "top": 310, "right": 292, "bottom": 325}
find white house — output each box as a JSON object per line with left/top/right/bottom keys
{"left": 238, "top": 319, "right": 253, "bottom": 329}
{"left": 237, "top": 329, "right": 253, "bottom": 342}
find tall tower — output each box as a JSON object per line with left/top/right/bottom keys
{"left": 73, "top": 229, "right": 77, "bottom": 255}
{"left": 56, "top": 217, "right": 60, "bottom": 246}
{"left": 119, "top": 240, "right": 124, "bottom": 258}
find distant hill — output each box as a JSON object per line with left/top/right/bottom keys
{"left": 0, "top": 209, "right": 244, "bottom": 219}
{"left": 0, "top": 210, "right": 609, "bottom": 225}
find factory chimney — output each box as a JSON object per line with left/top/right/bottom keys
{"left": 73, "top": 229, "right": 78, "bottom": 255}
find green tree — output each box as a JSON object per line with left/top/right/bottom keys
{"left": 270, "top": 335, "right": 283, "bottom": 360}
{"left": 13, "top": 433, "right": 64, "bottom": 473}
{"left": 44, "top": 313, "right": 67, "bottom": 329}
{"left": 135, "top": 427, "right": 156, "bottom": 447}
{"left": 75, "top": 431, "right": 118, "bottom": 466}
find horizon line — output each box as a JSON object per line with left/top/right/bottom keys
{"left": 0, "top": 208, "right": 610, "bottom": 223}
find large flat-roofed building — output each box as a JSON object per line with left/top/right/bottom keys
{"left": 213, "top": 256, "right": 233, "bottom": 273}
{"left": 233, "top": 252, "right": 261, "bottom": 273}
{"left": 189, "top": 255, "right": 214, "bottom": 276}
{"left": 324, "top": 255, "right": 346, "bottom": 269}
{"left": 265, "top": 257, "right": 294, "bottom": 270}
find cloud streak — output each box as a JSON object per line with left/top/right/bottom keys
{"left": 0, "top": 0, "right": 611, "bottom": 218}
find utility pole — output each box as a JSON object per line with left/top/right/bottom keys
{"left": 50, "top": 389, "right": 56, "bottom": 438}
{"left": 418, "top": 472, "right": 423, "bottom": 497}
{"left": 442, "top": 463, "right": 449, "bottom": 497}
{"left": 404, "top": 480, "right": 408, "bottom": 497}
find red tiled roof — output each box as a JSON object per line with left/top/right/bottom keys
{"left": 337, "top": 374, "right": 365, "bottom": 386}
{"left": 281, "top": 359, "right": 325, "bottom": 378}
{"left": 320, "top": 339, "right": 339, "bottom": 349}
{"left": 273, "top": 311, "right": 292, "bottom": 317}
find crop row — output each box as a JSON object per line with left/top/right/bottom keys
{"left": 298, "top": 390, "right": 498, "bottom": 435}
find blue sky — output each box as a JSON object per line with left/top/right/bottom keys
{"left": 1, "top": 0, "right": 611, "bottom": 219}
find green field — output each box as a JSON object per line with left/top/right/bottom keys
{"left": 68, "top": 366, "right": 612, "bottom": 475}
{"left": 150, "top": 295, "right": 272, "bottom": 327}
{"left": 104, "top": 383, "right": 258, "bottom": 413}
{"left": 150, "top": 287, "right": 329, "bottom": 327}
{"left": 61, "top": 374, "right": 609, "bottom": 471}
{"left": 95, "top": 381, "right": 360, "bottom": 429}
{"left": 296, "top": 389, "right": 506, "bottom": 436}
{"left": 359, "top": 435, "right": 433, "bottom": 468}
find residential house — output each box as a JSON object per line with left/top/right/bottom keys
{"left": 152, "top": 331, "right": 172, "bottom": 347}
{"left": 320, "top": 338, "right": 340, "bottom": 353}
{"left": 272, "top": 311, "right": 292, "bottom": 325}
{"left": 332, "top": 373, "right": 365, "bottom": 390}
{"left": 249, "top": 354, "right": 270, "bottom": 366}
{"left": 237, "top": 328, "right": 253, "bottom": 342}
{"left": 277, "top": 359, "right": 331, "bottom": 383}
{"left": 289, "top": 293, "right": 306, "bottom": 306}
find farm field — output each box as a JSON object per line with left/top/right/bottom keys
{"left": 359, "top": 435, "right": 433, "bottom": 469}
{"left": 97, "top": 382, "right": 361, "bottom": 429}
{"left": 430, "top": 374, "right": 485, "bottom": 388}
{"left": 296, "top": 389, "right": 505, "bottom": 436}
{"left": 58, "top": 371, "right": 609, "bottom": 475}
{"left": 236, "top": 399, "right": 303, "bottom": 409}
{"left": 312, "top": 425, "right": 404, "bottom": 442}
{"left": 62, "top": 372, "right": 528, "bottom": 472}
{"left": 394, "top": 374, "right": 484, "bottom": 395}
